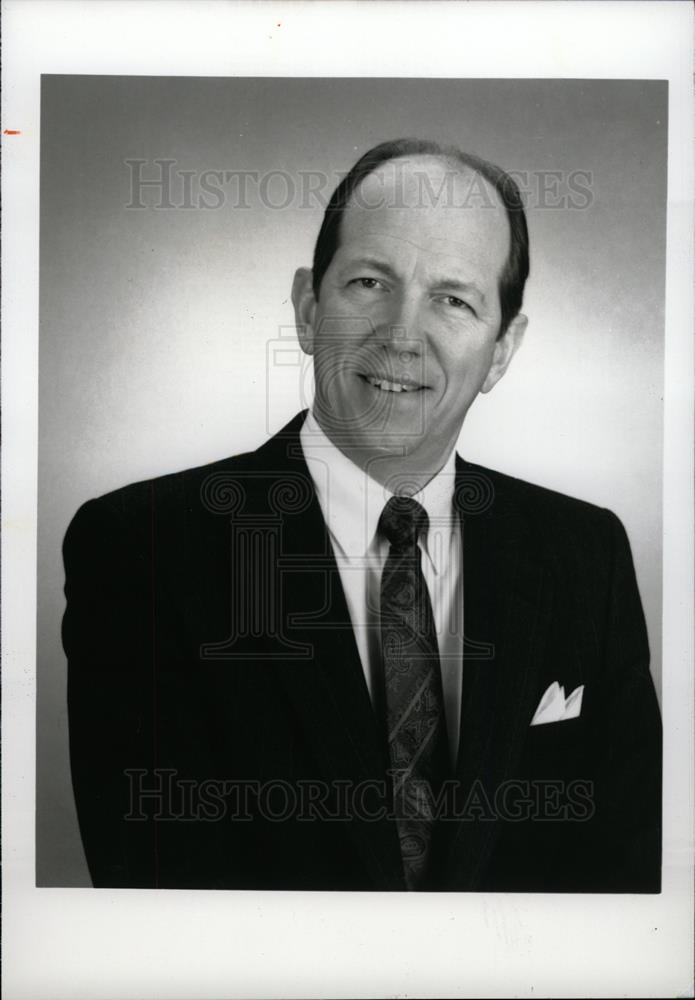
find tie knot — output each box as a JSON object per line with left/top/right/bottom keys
{"left": 378, "top": 496, "right": 429, "bottom": 551}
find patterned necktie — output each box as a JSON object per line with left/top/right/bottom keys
{"left": 378, "top": 495, "right": 449, "bottom": 890}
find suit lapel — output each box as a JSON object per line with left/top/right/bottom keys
{"left": 246, "top": 416, "right": 405, "bottom": 888}
{"left": 441, "top": 458, "right": 553, "bottom": 890}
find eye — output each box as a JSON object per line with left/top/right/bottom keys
{"left": 349, "top": 277, "right": 383, "bottom": 290}
{"left": 445, "top": 295, "right": 474, "bottom": 313}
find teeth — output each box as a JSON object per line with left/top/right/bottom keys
{"left": 365, "top": 375, "right": 419, "bottom": 393}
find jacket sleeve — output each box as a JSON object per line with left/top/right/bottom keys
{"left": 62, "top": 495, "right": 160, "bottom": 887}
{"left": 590, "top": 509, "right": 662, "bottom": 892}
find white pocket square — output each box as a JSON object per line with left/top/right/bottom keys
{"left": 530, "top": 682, "right": 584, "bottom": 726}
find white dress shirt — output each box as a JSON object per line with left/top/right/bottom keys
{"left": 300, "top": 410, "right": 464, "bottom": 766}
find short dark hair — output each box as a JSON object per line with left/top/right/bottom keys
{"left": 311, "top": 137, "right": 529, "bottom": 337}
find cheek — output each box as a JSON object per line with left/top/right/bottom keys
{"left": 314, "top": 303, "right": 375, "bottom": 345}
{"left": 435, "top": 337, "right": 495, "bottom": 383}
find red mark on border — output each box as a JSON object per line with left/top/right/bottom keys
{"left": 4, "top": 129, "right": 22, "bottom": 135}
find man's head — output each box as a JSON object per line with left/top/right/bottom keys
{"left": 292, "top": 138, "right": 530, "bottom": 488}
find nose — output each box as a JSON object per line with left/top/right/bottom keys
{"left": 375, "top": 290, "right": 425, "bottom": 364}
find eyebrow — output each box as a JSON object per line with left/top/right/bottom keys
{"left": 341, "top": 256, "right": 487, "bottom": 307}
{"left": 340, "top": 256, "right": 400, "bottom": 280}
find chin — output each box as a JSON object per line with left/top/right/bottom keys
{"left": 355, "top": 431, "right": 430, "bottom": 462}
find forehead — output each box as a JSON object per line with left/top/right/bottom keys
{"left": 339, "top": 155, "right": 510, "bottom": 281}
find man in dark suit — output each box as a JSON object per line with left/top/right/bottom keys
{"left": 63, "top": 138, "right": 661, "bottom": 891}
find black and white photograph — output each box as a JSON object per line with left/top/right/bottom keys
{"left": 4, "top": 2, "right": 694, "bottom": 998}
{"left": 39, "top": 75, "right": 665, "bottom": 894}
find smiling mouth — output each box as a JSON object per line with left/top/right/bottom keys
{"left": 360, "top": 373, "right": 426, "bottom": 393}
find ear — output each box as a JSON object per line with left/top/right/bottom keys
{"left": 292, "top": 267, "right": 318, "bottom": 356}
{"left": 481, "top": 313, "right": 527, "bottom": 394}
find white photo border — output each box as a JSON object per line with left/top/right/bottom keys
{"left": 3, "top": 2, "right": 693, "bottom": 998}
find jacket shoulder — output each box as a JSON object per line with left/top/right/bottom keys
{"left": 475, "top": 462, "right": 610, "bottom": 519}
{"left": 64, "top": 453, "right": 256, "bottom": 543}
{"left": 66, "top": 412, "right": 308, "bottom": 536}
{"left": 459, "top": 458, "right": 623, "bottom": 557}
{"left": 87, "top": 448, "right": 259, "bottom": 515}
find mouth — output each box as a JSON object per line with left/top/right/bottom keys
{"left": 359, "top": 373, "right": 427, "bottom": 394}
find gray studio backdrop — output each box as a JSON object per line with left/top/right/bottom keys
{"left": 37, "top": 76, "right": 667, "bottom": 885}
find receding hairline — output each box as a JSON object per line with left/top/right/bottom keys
{"left": 337, "top": 152, "right": 512, "bottom": 269}
{"left": 347, "top": 152, "right": 506, "bottom": 201}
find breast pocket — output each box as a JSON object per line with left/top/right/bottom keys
{"left": 520, "top": 716, "right": 590, "bottom": 779}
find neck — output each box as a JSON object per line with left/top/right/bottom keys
{"left": 311, "top": 410, "right": 457, "bottom": 496}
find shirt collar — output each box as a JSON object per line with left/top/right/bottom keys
{"left": 300, "top": 409, "right": 458, "bottom": 574}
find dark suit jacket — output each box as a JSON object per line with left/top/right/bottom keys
{"left": 63, "top": 410, "right": 661, "bottom": 891}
